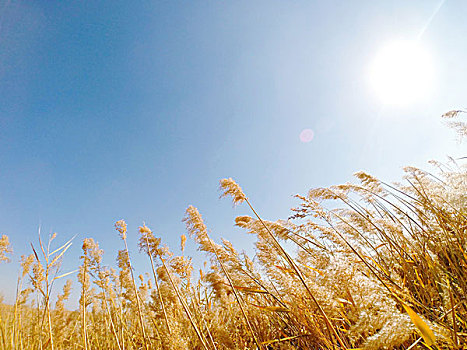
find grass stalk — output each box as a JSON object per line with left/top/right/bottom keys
{"left": 122, "top": 237, "right": 149, "bottom": 350}
{"left": 159, "top": 256, "right": 210, "bottom": 350}
{"left": 142, "top": 233, "right": 172, "bottom": 335}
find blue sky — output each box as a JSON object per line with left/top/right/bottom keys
{"left": 0, "top": 0, "right": 466, "bottom": 305}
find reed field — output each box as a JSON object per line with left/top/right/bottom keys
{"left": 1, "top": 112, "right": 466, "bottom": 349}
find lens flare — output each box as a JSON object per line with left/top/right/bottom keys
{"left": 299, "top": 129, "right": 314, "bottom": 143}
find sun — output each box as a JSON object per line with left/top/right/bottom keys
{"left": 369, "top": 40, "right": 434, "bottom": 106}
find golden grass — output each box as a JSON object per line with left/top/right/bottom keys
{"left": 0, "top": 112, "right": 466, "bottom": 349}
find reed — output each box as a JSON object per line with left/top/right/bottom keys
{"left": 0, "top": 112, "right": 466, "bottom": 349}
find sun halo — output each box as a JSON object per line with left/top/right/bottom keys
{"left": 369, "top": 40, "right": 434, "bottom": 106}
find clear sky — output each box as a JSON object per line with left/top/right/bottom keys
{"left": 0, "top": 0, "right": 466, "bottom": 305}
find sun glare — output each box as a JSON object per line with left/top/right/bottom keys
{"left": 369, "top": 40, "right": 434, "bottom": 106}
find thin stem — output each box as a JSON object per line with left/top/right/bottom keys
{"left": 143, "top": 234, "right": 172, "bottom": 335}
{"left": 81, "top": 261, "right": 88, "bottom": 350}
{"left": 122, "top": 238, "right": 149, "bottom": 350}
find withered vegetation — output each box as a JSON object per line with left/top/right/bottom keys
{"left": 0, "top": 112, "right": 466, "bottom": 349}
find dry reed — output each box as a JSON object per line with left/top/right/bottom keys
{"left": 0, "top": 112, "right": 466, "bottom": 349}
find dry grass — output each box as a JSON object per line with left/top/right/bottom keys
{"left": 0, "top": 112, "right": 466, "bottom": 349}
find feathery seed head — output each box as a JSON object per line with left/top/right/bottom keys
{"left": 82, "top": 238, "right": 103, "bottom": 265}
{"left": 18, "top": 288, "right": 33, "bottom": 306}
{"left": 0, "top": 234, "right": 12, "bottom": 262}
{"left": 170, "top": 255, "right": 193, "bottom": 279}
{"left": 184, "top": 205, "right": 208, "bottom": 239}
{"left": 354, "top": 171, "right": 383, "bottom": 194}
{"left": 62, "top": 279, "right": 72, "bottom": 298}
{"left": 31, "top": 260, "right": 45, "bottom": 290}
{"left": 219, "top": 178, "right": 246, "bottom": 205}
{"left": 235, "top": 215, "right": 253, "bottom": 228}
{"left": 180, "top": 234, "right": 187, "bottom": 252}
{"left": 138, "top": 224, "right": 152, "bottom": 235}
{"left": 442, "top": 109, "right": 465, "bottom": 119}
{"left": 115, "top": 219, "right": 127, "bottom": 239}
{"left": 82, "top": 238, "right": 92, "bottom": 251}
{"left": 117, "top": 249, "right": 131, "bottom": 270}
{"left": 138, "top": 223, "right": 165, "bottom": 257}
{"left": 21, "top": 254, "right": 35, "bottom": 277}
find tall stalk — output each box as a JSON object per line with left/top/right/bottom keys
{"left": 123, "top": 238, "right": 149, "bottom": 350}
{"left": 141, "top": 232, "right": 172, "bottom": 335}
{"left": 159, "top": 257, "right": 210, "bottom": 350}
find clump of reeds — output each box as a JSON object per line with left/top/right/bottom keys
{"left": 0, "top": 111, "right": 466, "bottom": 349}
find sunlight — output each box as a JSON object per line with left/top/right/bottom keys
{"left": 369, "top": 40, "right": 434, "bottom": 106}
